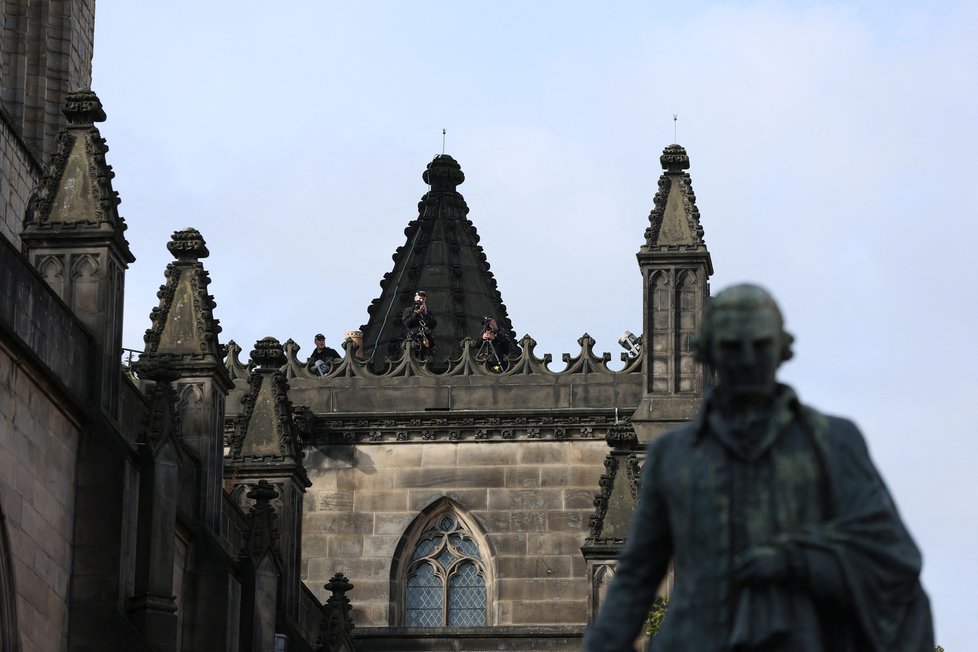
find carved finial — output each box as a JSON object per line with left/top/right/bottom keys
{"left": 250, "top": 337, "right": 286, "bottom": 369}
{"left": 246, "top": 479, "right": 279, "bottom": 503}
{"left": 422, "top": 154, "right": 464, "bottom": 192}
{"left": 62, "top": 90, "right": 106, "bottom": 125}
{"left": 660, "top": 143, "right": 690, "bottom": 173}
{"left": 606, "top": 421, "right": 638, "bottom": 449}
{"left": 131, "top": 355, "right": 181, "bottom": 383}
{"left": 325, "top": 573, "right": 354, "bottom": 595}
{"left": 166, "top": 227, "right": 209, "bottom": 261}
{"left": 320, "top": 572, "right": 356, "bottom": 647}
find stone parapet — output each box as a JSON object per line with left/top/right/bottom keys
{"left": 0, "top": 235, "right": 93, "bottom": 406}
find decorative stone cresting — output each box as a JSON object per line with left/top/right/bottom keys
{"left": 224, "top": 332, "right": 642, "bottom": 382}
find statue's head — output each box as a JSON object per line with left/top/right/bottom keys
{"left": 694, "top": 284, "right": 794, "bottom": 400}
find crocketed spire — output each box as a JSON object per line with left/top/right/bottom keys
{"left": 361, "top": 154, "right": 515, "bottom": 366}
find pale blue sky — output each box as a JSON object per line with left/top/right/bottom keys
{"left": 93, "top": 2, "right": 977, "bottom": 647}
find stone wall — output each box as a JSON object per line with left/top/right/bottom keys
{"left": 0, "top": 341, "right": 82, "bottom": 651}
{"left": 0, "top": 110, "right": 41, "bottom": 249}
{"left": 0, "top": 0, "right": 96, "bottom": 161}
{"left": 0, "top": 234, "right": 91, "bottom": 650}
{"left": 302, "top": 439, "right": 608, "bottom": 629}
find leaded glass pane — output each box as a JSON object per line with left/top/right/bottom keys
{"left": 412, "top": 536, "right": 440, "bottom": 560}
{"left": 406, "top": 563, "right": 443, "bottom": 627}
{"left": 439, "top": 516, "right": 454, "bottom": 531}
{"left": 447, "top": 562, "right": 486, "bottom": 626}
{"left": 435, "top": 546, "right": 456, "bottom": 568}
{"left": 449, "top": 533, "right": 481, "bottom": 558}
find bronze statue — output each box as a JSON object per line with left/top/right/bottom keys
{"left": 583, "top": 284, "right": 933, "bottom": 651}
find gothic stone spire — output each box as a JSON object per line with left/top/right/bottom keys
{"left": 143, "top": 228, "right": 227, "bottom": 368}
{"left": 22, "top": 90, "right": 133, "bottom": 261}
{"left": 226, "top": 338, "right": 311, "bottom": 487}
{"left": 361, "top": 154, "right": 516, "bottom": 366}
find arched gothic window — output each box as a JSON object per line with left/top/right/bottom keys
{"left": 395, "top": 501, "right": 492, "bottom": 627}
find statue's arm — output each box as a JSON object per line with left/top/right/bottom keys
{"left": 583, "top": 440, "right": 674, "bottom": 652}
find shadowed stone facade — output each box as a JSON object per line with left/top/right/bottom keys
{"left": 0, "top": 85, "right": 339, "bottom": 650}
{"left": 218, "top": 147, "right": 712, "bottom": 650}
{"left": 1, "top": 3, "right": 715, "bottom": 650}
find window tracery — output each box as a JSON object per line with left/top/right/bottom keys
{"left": 397, "top": 506, "right": 491, "bottom": 627}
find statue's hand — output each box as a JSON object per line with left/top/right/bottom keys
{"left": 733, "top": 546, "right": 789, "bottom": 585}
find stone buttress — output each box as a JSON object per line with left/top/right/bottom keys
{"left": 225, "top": 337, "right": 312, "bottom": 637}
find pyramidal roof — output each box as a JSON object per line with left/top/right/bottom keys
{"left": 143, "top": 228, "right": 226, "bottom": 368}
{"left": 641, "top": 143, "right": 712, "bottom": 270}
{"left": 361, "top": 154, "right": 515, "bottom": 364}
{"left": 21, "top": 90, "right": 133, "bottom": 262}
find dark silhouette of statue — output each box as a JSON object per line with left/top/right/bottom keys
{"left": 583, "top": 284, "right": 933, "bottom": 652}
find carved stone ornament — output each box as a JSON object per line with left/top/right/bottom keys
{"left": 606, "top": 421, "right": 638, "bottom": 449}
{"left": 166, "top": 227, "right": 209, "bottom": 261}
{"left": 21, "top": 90, "right": 132, "bottom": 258}
{"left": 241, "top": 480, "right": 282, "bottom": 563}
{"left": 642, "top": 143, "right": 707, "bottom": 251}
{"left": 587, "top": 433, "right": 642, "bottom": 542}
{"left": 250, "top": 336, "right": 287, "bottom": 369}
{"left": 62, "top": 89, "right": 107, "bottom": 125}
{"left": 422, "top": 153, "right": 465, "bottom": 191}
{"left": 318, "top": 572, "right": 356, "bottom": 650}
{"left": 131, "top": 354, "right": 181, "bottom": 383}
{"left": 659, "top": 143, "right": 690, "bottom": 173}
{"left": 142, "top": 229, "right": 225, "bottom": 362}
{"left": 227, "top": 339, "right": 310, "bottom": 484}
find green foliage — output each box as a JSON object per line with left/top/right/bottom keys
{"left": 644, "top": 595, "right": 670, "bottom": 637}
{"left": 935, "top": 646, "right": 944, "bottom": 651}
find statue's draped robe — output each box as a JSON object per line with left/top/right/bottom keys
{"left": 583, "top": 386, "right": 933, "bottom": 652}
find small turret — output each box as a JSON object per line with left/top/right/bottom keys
{"left": 633, "top": 144, "right": 713, "bottom": 433}
{"left": 21, "top": 90, "right": 134, "bottom": 417}
{"left": 143, "top": 227, "right": 231, "bottom": 532}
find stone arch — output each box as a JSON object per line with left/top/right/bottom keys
{"left": 37, "top": 255, "right": 65, "bottom": 298}
{"left": 69, "top": 253, "right": 99, "bottom": 316}
{"left": 389, "top": 497, "right": 495, "bottom": 627}
{"left": 675, "top": 269, "right": 700, "bottom": 393}
{"left": 177, "top": 383, "right": 203, "bottom": 412}
{"left": 0, "top": 501, "right": 21, "bottom": 652}
{"left": 648, "top": 270, "right": 672, "bottom": 393}
{"left": 591, "top": 562, "right": 616, "bottom": 619}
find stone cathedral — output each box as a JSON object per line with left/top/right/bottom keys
{"left": 0, "top": 3, "right": 714, "bottom": 651}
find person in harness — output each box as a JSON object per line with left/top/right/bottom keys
{"left": 402, "top": 290, "right": 437, "bottom": 360}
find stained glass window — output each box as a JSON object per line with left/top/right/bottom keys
{"left": 403, "top": 512, "right": 488, "bottom": 627}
